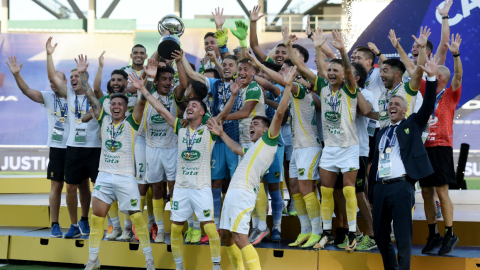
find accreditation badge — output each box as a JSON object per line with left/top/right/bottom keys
{"left": 52, "top": 121, "right": 64, "bottom": 142}
{"left": 378, "top": 150, "right": 392, "bottom": 178}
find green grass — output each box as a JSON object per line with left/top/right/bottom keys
{"left": 465, "top": 178, "right": 480, "bottom": 190}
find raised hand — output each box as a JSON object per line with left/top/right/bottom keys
{"left": 437, "top": 0, "right": 453, "bottom": 16}
{"left": 245, "top": 51, "right": 261, "bottom": 67}
{"left": 284, "top": 66, "right": 297, "bottom": 85}
{"left": 418, "top": 53, "right": 439, "bottom": 77}
{"left": 230, "top": 78, "right": 241, "bottom": 97}
{"left": 312, "top": 27, "right": 327, "bottom": 48}
{"left": 206, "top": 117, "right": 224, "bottom": 136}
{"left": 282, "top": 27, "right": 298, "bottom": 46}
{"left": 447, "top": 33, "right": 462, "bottom": 55}
{"left": 6, "top": 56, "right": 23, "bottom": 74}
{"left": 46, "top": 36, "right": 57, "bottom": 55}
{"left": 212, "top": 7, "right": 226, "bottom": 29}
{"left": 74, "top": 54, "right": 89, "bottom": 73}
{"left": 388, "top": 29, "right": 401, "bottom": 49}
{"left": 329, "top": 30, "right": 345, "bottom": 52}
{"left": 128, "top": 72, "right": 144, "bottom": 90}
{"left": 305, "top": 15, "right": 313, "bottom": 40}
{"left": 206, "top": 49, "right": 217, "bottom": 62}
{"left": 171, "top": 49, "right": 183, "bottom": 63}
{"left": 367, "top": 42, "right": 381, "bottom": 55}
{"left": 144, "top": 57, "right": 158, "bottom": 78}
{"left": 98, "top": 51, "right": 105, "bottom": 67}
{"left": 230, "top": 20, "right": 248, "bottom": 41}
{"left": 412, "top": 26, "right": 431, "bottom": 48}
{"left": 249, "top": 5, "right": 265, "bottom": 22}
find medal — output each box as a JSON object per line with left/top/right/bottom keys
{"left": 185, "top": 152, "right": 191, "bottom": 160}
{"left": 385, "top": 147, "right": 392, "bottom": 154}
{"left": 59, "top": 117, "right": 66, "bottom": 123}
{"left": 109, "top": 119, "right": 125, "bottom": 153}
{"left": 76, "top": 119, "right": 82, "bottom": 125}
{"left": 110, "top": 146, "right": 116, "bottom": 152}
{"left": 75, "top": 94, "right": 88, "bottom": 126}
{"left": 380, "top": 111, "right": 387, "bottom": 117}
{"left": 54, "top": 94, "right": 68, "bottom": 124}
{"left": 186, "top": 124, "right": 202, "bottom": 161}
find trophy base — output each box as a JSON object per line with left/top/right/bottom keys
{"left": 157, "top": 36, "right": 181, "bottom": 60}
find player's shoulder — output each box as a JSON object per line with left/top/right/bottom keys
{"left": 261, "top": 129, "right": 279, "bottom": 147}
{"left": 120, "top": 65, "right": 131, "bottom": 71}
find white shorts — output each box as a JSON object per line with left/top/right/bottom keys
{"left": 239, "top": 142, "right": 254, "bottom": 163}
{"left": 170, "top": 187, "right": 214, "bottom": 222}
{"left": 289, "top": 147, "right": 321, "bottom": 180}
{"left": 134, "top": 135, "right": 146, "bottom": 182}
{"left": 220, "top": 188, "right": 257, "bottom": 235}
{"left": 144, "top": 146, "right": 177, "bottom": 184}
{"left": 320, "top": 145, "right": 359, "bottom": 174}
{"left": 93, "top": 172, "right": 141, "bottom": 215}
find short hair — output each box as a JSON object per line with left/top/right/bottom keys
{"left": 106, "top": 79, "right": 113, "bottom": 94}
{"left": 155, "top": 66, "right": 175, "bottom": 81}
{"left": 233, "top": 46, "right": 242, "bottom": 54}
{"left": 55, "top": 71, "right": 66, "bottom": 80}
{"left": 426, "top": 40, "right": 433, "bottom": 52}
{"left": 189, "top": 63, "right": 196, "bottom": 72}
{"left": 110, "top": 92, "right": 128, "bottom": 106}
{"left": 329, "top": 58, "right": 343, "bottom": 67}
{"left": 159, "top": 57, "right": 167, "bottom": 64}
{"left": 252, "top": 115, "right": 271, "bottom": 128}
{"left": 203, "top": 68, "right": 221, "bottom": 79}
{"left": 70, "top": 68, "right": 89, "bottom": 80}
{"left": 352, "top": 62, "right": 368, "bottom": 89}
{"left": 191, "top": 81, "right": 208, "bottom": 100}
{"left": 132, "top": 44, "right": 146, "bottom": 53}
{"left": 383, "top": 58, "right": 406, "bottom": 75}
{"left": 238, "top": 58, "right": 253, "bottom": 68}
{"left": 189, "top": 97, "right": 208, "bottom": 114}
{"left": 283, "top": 59, "right": 294, "bottom": 67}
{"left": 356, "top": 46, "right": 376, "bottom": 64}
{"left": 276, "top": 43, "right": 286, "bottom": 48}
{"left": 261, "top": 61, "right": 280, "bottom": 72}
{"left": 204, "top": 32, "right": 215, "bottom": 39}
{"left": 224, "top": 55, "right": 239, "bottom": 65}
{"left": 292, "top": 44, "right": 309, "bottom": 63}
{"left": 111, "top": 69, "right": 128, "bottom": 80}
{"left": 390, "top": 94, "right": 408, "bottom": 108}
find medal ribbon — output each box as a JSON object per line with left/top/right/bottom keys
{"left": 186, "top": 124, "right": 202, "bottom": 154}
{"left": 379, "top": 125, "right": 398, "bottom": 152}
{"left": 53, "top": 94, "right": 68, "bottom": 118}
{"left": 110, "top": 119, "right": 125, "bottom": 149}
{"left": 383, "top": 82, "right": 403, "bottom": 112}
{"left": 431, "top": 88, "right": 445, "bottom": 119}
{"left": 75, "top": 95, "right": 89, "bottom": 120}
{"left": 366, "top": 68, "right": 374, "bottom": 82}
{"left": 159, "top": 93, "right": 171, "bottom": 111}
{"left": 329, "top": 84, "right": 341, "bottom": 114}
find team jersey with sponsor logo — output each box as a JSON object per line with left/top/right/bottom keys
{"left": 173, "top": 118, "right": 216, "bottom": 189}
{"left": 238, "top": 81, "right": 266, "bottom": 145}
{"left": 97, "top": 108, "right": 140, "bottom": 177}
{"left": 98, "top": 93, "right": 137, "bottom": 117}
{"left": 288, "top": 83, "right": 322, "bottom": 149}
{"left": 143, "top": 88, "right": 179, "bottom": 148}
{"left": 315, "top": 76, "right": 359, "bottom": 148}
{"left": 378, "top": 82, "right": 418, "bottom": 129}
{"left": 121, "top": 65, "right": 144, "bottom": 88}
{"left": 228, "top": 130, "right": 279, "bottom": 195}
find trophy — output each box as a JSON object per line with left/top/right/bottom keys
{"left": 157, "top": 14, "right": 185, "bottom": 60}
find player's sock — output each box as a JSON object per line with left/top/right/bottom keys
{"left": 107, "top": 217, "right": 112, "bottom": 227}
{"left": 257, "top": 184, "right": 267, "bottom": 231}
{"left": 204, "top": 223, "right": 221, "bottom": 264}
{"left": 251, "top": 210, "right": 259, "bottom": 229}
{"left": 140, "top": 196, "right": 146, "bottom": 213}
{"left": 124, "top": 213, "right": 132, "bottom": 229}
{"left": 108, "top": 201, "right": 121, "bottom": 228}
{"left": 304, "top": 192, "right": 322, "bottom": 235}
{"left": 241, "top": 244, "right": 261, "bottom": 270}
{"left": 187, "top": 216, "right": 194, "bottom": 228}
{"left": 226, "top": 244, "right": 244, "bottom": 270}
{"left": 171, "top": 224, "right": 184, "bottom": 268}
{"left": 212, "top": 188, "right": 222, "bottom": 229}
{"left": 146, "top": 187, "right": 154, "bottom": 218}
{"left": 88, "top": 214, "right": 104, "bottom": 261}
{"left": 270, "top": 189, "right": 283, "bottom": 232}
{"left": 193, "top": 213, "right": 200, "bottom": 230}
{"left": 130, "top": 212, "right": 153, "bottom": 262}
{"left": 153, "top": 199, "right": 165, "bottom": 231}
{"left": 343, "top": 186, "right": 357, "bottom": 232}
{"left": 292, "top": 193, "right": 311, "bottom": 234}
{"left": 321, "top": 186, "right": 335, "bottom": 231}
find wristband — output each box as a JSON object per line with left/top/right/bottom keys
{"left": 147, "top": 77, "right": 154, "bottom": 82}
{"left": 376, "top": 51, "right": 382, "bottom": 57}
{"left": 220, "top": 44, "right": 229, "bottom": 54}
{"left": 442, "top": 15, "right": 449, "bottom": 19}
{"left": 307, "top": 32, "right": 313, "bottom": 39}
{"left": 453, "top": 53, "right": 460, "bottom": 57}
{"left": 239, "top": 39, "right": 248, "bottom": 48}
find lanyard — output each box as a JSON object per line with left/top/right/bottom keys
{"left": 431, "top": 89, "right": 445, "bottom": 118}
{"left": 110, "top": 119, "right": 125, "bottom": 149}
{"left": 384, "top": 82, "right": 403, "bottom": 111}
{"left": 366, "top": 68, "right": 374, "bottom": 82}
{"left": 53, "top": 94, "right": 68, "bottom": 118}
{"left": 186, "top": 124, "right": 202, "bottom": 154}
{"left": 329, "top": 84, "right": 341, "bottom": 113}
{"left": 379, "top": 125, "right": 398, "bottom": 152}
{"left": 159, "top": 93, "right": 171, "bottom": 111}
{"left": 75, "top": 95, "right": 89, "bottom": 119}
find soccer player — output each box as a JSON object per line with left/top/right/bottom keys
{"left": 75, "top": 55, "right": 153, "bottom": 270}
{"left": 46, "top": 37, "right": 96, "bottom": 238}
{"left": 121, "top": 44, "right": 148, "bottom": 93}
{"left": 7, "top": 56, "right": 70, "bottom": 238}
{"left": 420, "top": 34, "right": 462, "bottom": 255}
{"left": 208, "top": 66, "right": 296, "bottom": 270}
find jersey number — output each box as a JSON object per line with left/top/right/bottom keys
{"left": 211, "top": 159, "right": 216, "bottom": 169}
{"left": 172, "top": 201, "right": 179, "bottom": 210}
{"left": 139, "top": 163, "right": 144, "bottom": 173}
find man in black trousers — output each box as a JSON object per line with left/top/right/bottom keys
{"left": 368, "top": 55, "right": 438, "bottom": 270}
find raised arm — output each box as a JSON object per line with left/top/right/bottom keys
{"left": 305, "top": 18, "right": 336, "bottom": 60}
{"left": 270, "top": 66, "right": 296, "bottom": 138}
{"left": 388, "top": 29, "right": 416, "bottom": 75}
{"left": 435, "top": 0, "right": 453, "bottom": 65}
{"left": 312, "top": 27, "right": 329, "bottom": 80}
{"left": 230, "top": 20, "right": 249, "bottom": 54}
{"left": 283, "top": 26, "right": 317, "bottom": 85}
{"left": 367, "top": 42, "right": 387, "bottom": 66}
{"left": 356, "top": 91, "right": 374, "bottom": 117}
{"left": 135, "top": 77, "right": 176, "bottom": 128}
{"left": 207, "top": 50, "right": 223, "bottom": 78}
{"left": 417, "top": 55, "right": 439, "bottom": 127}
{"left": 180, "top": 52, "right": 206, "bottom": 84}
{"left": 6, "top": 56, "right": 44, "bottom": 103}
{"left": 249, "top": 5, "right": 267, "bottom": 61}
{"left": 207, "top": 117, "right": 244, "bottom": 155}
{"left": 76, "top": 54, "right": 101, "bottom": 120}
{"left": 212, "top": 7, "right": 230, "bottom": 58}
{"left": 128, "top": 73, "right": 148, "bottom": 124}
{"left": 410, "top": 26, "right": 432, "bottom": 90}
{"left": 93, "top": 51, "right": 105, "bottom": 99}
{"left": 330, "top": 30, "right": 356, "bottom": 92}
{"left": 46, "top": 37, "right": 68, "bottom": 97}
{"left": 172, "top": 51, "right": 188, "bottom": 100}
{"left": 246, "top": 52, "right": 286, "bottom": 86}
{"left": 215, "top": 78, "right": 240, "bottom": 122}
{"left": 447, "top": 33, "right": 462, "bottom": 91}
{"left": 254, "top": 75, "right": 281, "bottom": 97}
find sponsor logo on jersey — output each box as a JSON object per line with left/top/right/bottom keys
{"left": 325, "top": 111, "right": 341, "bottom": 122}
{"left": 298, "top": 168, "right": 305, "bottom": 176}
{"left": 105, "top": 140, "right": 123, "bottom": 152}
{"left": 50, "top": 172, "right": 54, "bottom": 178}
{"left": 181, "top": 150, "right": 201, "bottom": 161}
{"left": 404, "top": 128, "right": 409, "bottom": 134}
{"left": 131, "top": 199, "right": 138, "bottom": 207}
{"left": 356, "top": 178, "right": 363, "bottom": 186}
{"left": 197, "top": 129, "right": 204, "bottom": 135}
{"left": 274, "top": 171, "right": 280, "bottom": 178}
{"left": 150, "top": 114, "right": 166, "bottom": 124}
{"left": 349, "top": 167, "right": 357, "bottom": 171}
{"left": 203, "top": 210, "right": 211, "bottom": 217}
{"left": 94, "top": 185, "right": 101, "bottom": 191}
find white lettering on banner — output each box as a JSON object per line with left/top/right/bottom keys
{"left": 454, "top": 120, "right": 480, "bottom": 124}
{"left": 21, "top": 157, "right": 31, "bottom": 170}
{"left": 436, "top": 0, "right": 480, "bottom": 25}
{"left": 0, "top": 96, "right": 18, "bottom": 102}
{"left": 464, "top": 162, "right": 480, "bottom": 176}
{"left": 461, "top": 100, "right": 480, "bottom": 110}
{"left": 1, "top": 156, "right": 50, "bottom": 171}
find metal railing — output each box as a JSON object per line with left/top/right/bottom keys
{"left": 260, "top": 14, "right": 345, "bottom": 32}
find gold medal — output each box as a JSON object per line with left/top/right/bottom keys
{"left": 110, "top": 146, "right": 116, "bottom": 152}
{"left": 76, "top": 119, "right": 82, "bottom": 125}
{"left": 386, "top": 147, "right": 392, "bottom": 154}
{"left": 185, "top": 152, "right": 191, "bottom": 160}
{"left": 59, "top": 117, "right": 66, "bottom": 123}
{"left": 380, "top": 111, "right": 387, "bottom": 117}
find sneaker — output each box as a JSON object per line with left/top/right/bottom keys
{"left": 356, "top": 235, "right": 377, "bottom": 250}
{"left": 132, "top": 225, "right": 139, "bottom": 241}
{"left": 154, "top": 230, "right": 165, "bottom": 243}
{"left": 336, "top": 236, "right": 348, "bottom": 248}
{"left": 288, "top": 204, "right": 297, "bottom": 217}
{"left": 212, "top": 262, "right": 222, "bottom": 270}
{"left": 334, "top": 228, "right": 348, "bottom": 246}
{"left": 436, "top": 201, "right": 442, "bottom": 219}
{"left": 313, "top": 231, "right": 334, "bottom": 250}
{"left": 301, "top": 233, "right": 321, "bottom": 248}
{"left": 106, "top": 227, "right": 122, "bottom": 240}
{"left": 421, "top": 233, "right": 443, "bottom": 254}
{"left": 356, "top": 233, "right": 364, "bottom": 243}
{"left": 251, "top": 228, "right": 270, "bottom": 246}
{"left": 84, "top": 258, "right": 101, "bottom": 270}
{"left": 78, "top": 219, "right": 90, "bottom": 235}
{"left": 271, "top": 229, "right": 282, "bottom": 242}
{"left": 107, "top": 224, "right": 113, "bottom": 235}
{"left": 288, "top": 233, "right": 311, "bottom": 247}
{"left": 51, "top": 224, "right": 63, "bottom": 238}
{"left": 185, "top": 227, "right": 193, "bottom": 243}
{"left": 345, "top": 232, "right": 357, "bottom": 252}
{"left": 438, "top": 233, "right": 459, "bottom": 255}
{"left": 150, "top": 222, "right": 158, "bottom": 240}
{"left": 117, "top": 228, "right": 134, "bottom": 242}
{"left": 190, "top": 229, "right": 201, "bottom": 244}
{"left": 64, "top": 224, "right": 82, "bottom": 238}
{"left": 145, "top": 259, "right": 155, "bottom": 270}
{"left": 282, "top": 202, "right": 288, "bottom": 215}
{"left": 249, "top": 228, "right": 261, "bottom": 244}
{"left": 200, "top": 234, "right": 209, "bottom": 244}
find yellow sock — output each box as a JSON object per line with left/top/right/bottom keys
{"left": 124, "top": 213, "right": 131, "bottom": 221}
{"left": 321, "top": 186, "right": 335, "bottom": 231}
{"left": 171, "top": 224, "right": 184, "bottom": 265}
{"left": 241, "top": 244, "right": 261, "bottom": 270}
{"left": 343, "top": 186, "right": 357, "bottom": 232}
{"left": 256, "top": 184, "right": 267, "bottom": 223}
{"left": 152, "top": 199, "right": 164, "bottom": 222}
{"left": 140, "top": 196, "right": 146, "bottom": 213}
{"left": 304, "top": 192, "right": 320, "bottom": 219}
{"left": 130, "top": 212, "right": 151, "bottom": 250}
{"left": 292, "top": 193, "right": 307, "bottom": 217}
{"left": 204, "top": 223, "right": 221, "bottom": 263}
{"left": 146, "top": 187, "right": 154, "bottom": 216}
{"left": 89, "top": 215, "right": 105, "bottom": 249}
{"left": 226, "top": 244, "right": 245, "bottom": 270}
{"left": 108, "top": 200, "right": 119, "bottom": 218}
{"left": 280, "top": 181, "right": 285, "bottom": 201}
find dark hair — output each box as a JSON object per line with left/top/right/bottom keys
{"left": 352, "top": 62, "right": 367, "bottom": 89}
{"left": 189, "top": 63, "right": 196, "bottom": 72}
{"left": 283, "top": 59, "right": 294, "bottom": 67}
{"left": 106, "top": 79, "right": 114, "bottom": 94}
{"left": 189, "top": 97, "right": 208, "bottom": 115}
{"left": 204, "top": 68, "right": 221, "bottom": 79}
{"left": 238, "top": 58, "right": 253, "bottom": 68}
{"left": 224, "top": 55, "right": 239, "bottom": 64}
{"left": 292, "top": 44, "right": 309, "bottom": 63}
{"left": 261, "top": 61, "right": 280, "bottom": 72}
{"left": 383, "top": 58, "right": 406, "bottom": 75}
{"left": 276, "top": 43, "right": 286, "bottom": 48}
{"left": 56, "top": 70, "right": 66, "bottom": 80}
{"left": 356, "top": 46, "right": 376, "bottom": 64}
{"left": 329, "top": 58, "right": 343, "bottom": 67}
{"left": 110, "top": 93, "right": 128, "bottom": 106}
{"left": 252, "top": 115, "right": 271, "bottom": 128}
{"left": 132, "top": 44, "right": 146, "bottom": 53}
{"left": 111, "top": 69, "right": 128, "bottom": 80}
{"left": 426, "top": 40, "right": 433, "bottom": 52}
{"left": 204, "top": 32, "right": 216, "bottom": 39}
{"left": 191, "top": 81, "right": 208, "bottom": 100}
{"left": 155, "top": 66, "right": 175, "bottom": 81}
{"left": 159, "top": 57, "right": 167, "bottom": 64}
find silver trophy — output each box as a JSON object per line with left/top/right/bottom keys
{"left": 157, "top": 14, "right": 185, "bottom": 60}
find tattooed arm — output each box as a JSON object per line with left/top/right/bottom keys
{"left": 76, "top": 54, "right": 102, "bottom": 120}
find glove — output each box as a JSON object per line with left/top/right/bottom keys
{"left": 230, "top": 20, "right": 248, "bottom": 47}
{"left": 214, "top": 28, "right": 229, "bottom": 47}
